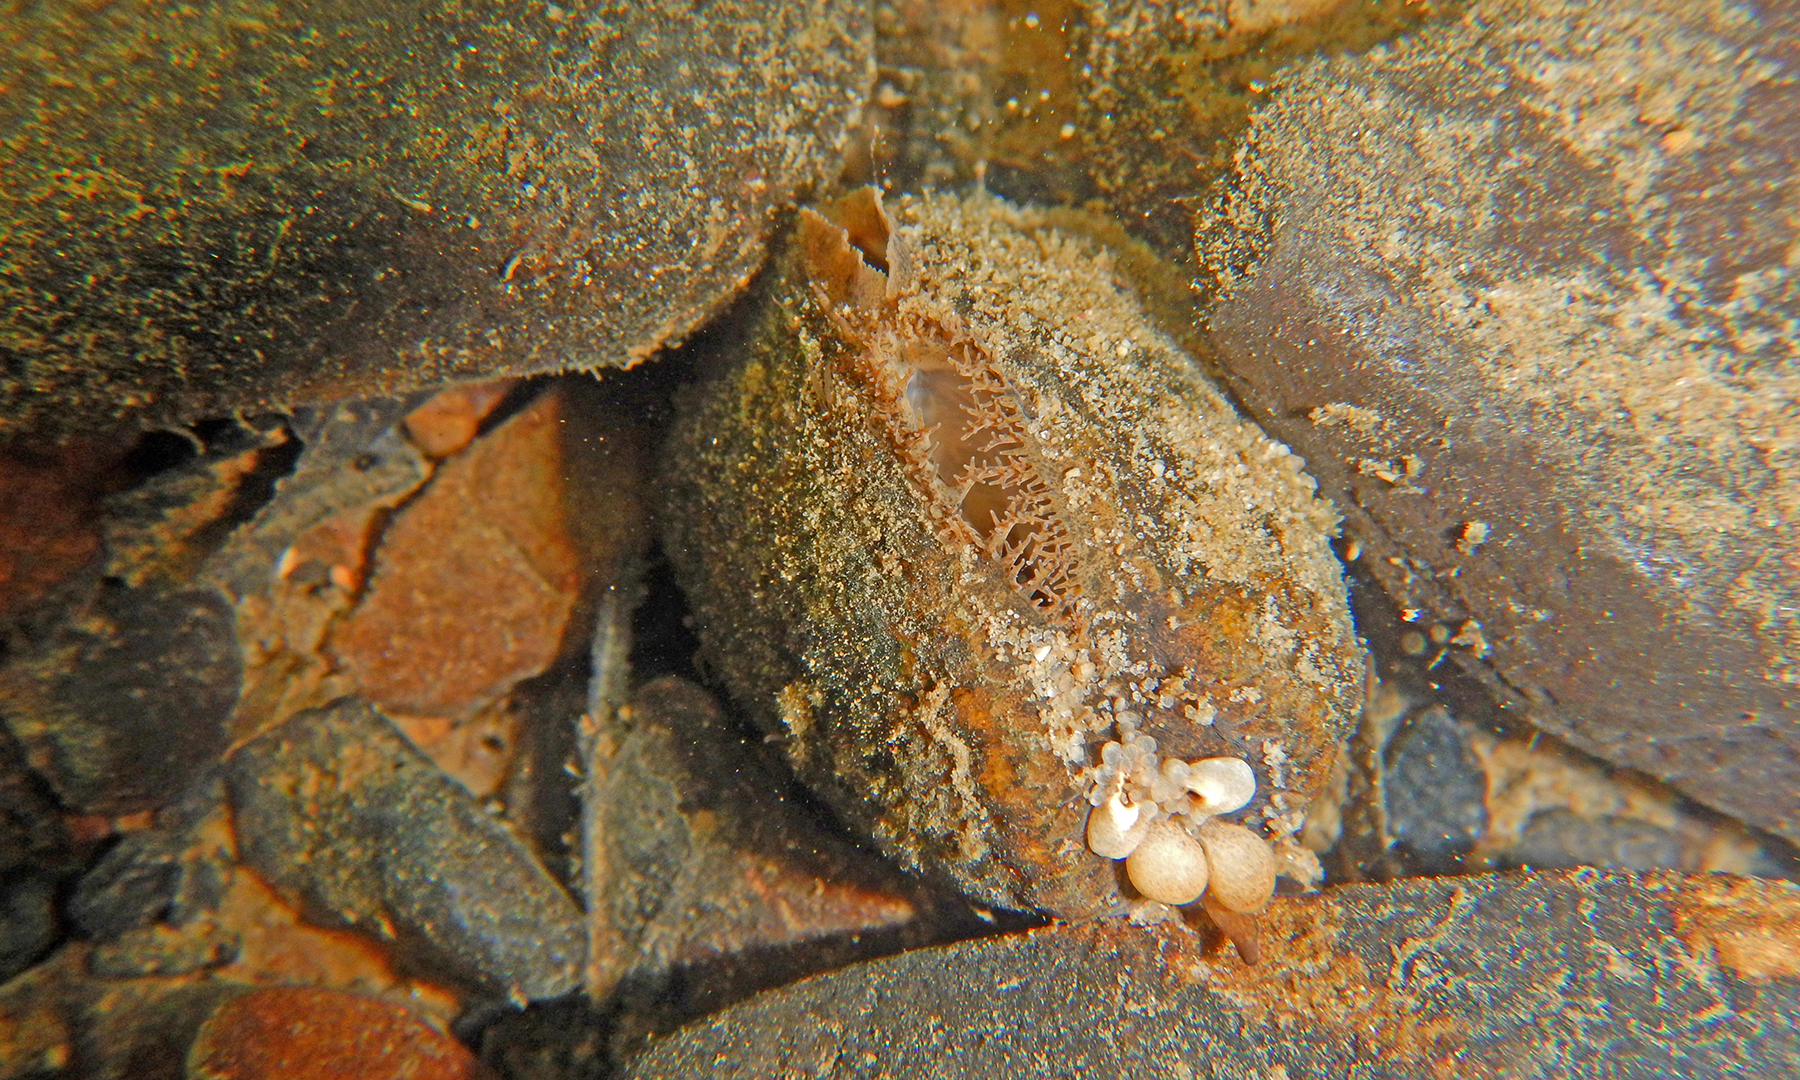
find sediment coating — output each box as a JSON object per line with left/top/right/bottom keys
{"left": 0, "top": 0, "right": 873, "bottom": 436}
{"left": 1197, "top": 0, "right": 1800, "bottom": 846}
{"left": 663, "top": 189, "right": 1359, "bottom": 916}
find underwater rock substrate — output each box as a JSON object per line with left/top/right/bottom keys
{"left": 0, "top": 0, "right": 873, "bottom": 436}
{"left": 624, "top": 869, "right": 1800, "bottom": 1079}
{"left": 662, "top": 189, "right": 1360, "bottom": 918}
{"left": 1197, "top": 0, "right": 1800, "bottom": 847}
{"left": 226, "top": 697, "right": 586, "bottom": 1001}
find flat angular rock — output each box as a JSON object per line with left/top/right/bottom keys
{"left": 584, "top": 677, "right": 954, "bottom": 1010}
{"left": 329, "top": 385, "right": 588, "bottom": 719}
{"left": 1198, "top": 0, "right": 1800, "bottom": 846}
{"left": 0, "top": 0, "right": 873, "bottom": 436}
{"left": 226, "top": 698, "right": 585, "bottom": 1001}
{"left": 68, "top": 773, "right": 234, "bottom": 944}
{"left": 627, "top": 870, "right": 1800, "bottom": 1078}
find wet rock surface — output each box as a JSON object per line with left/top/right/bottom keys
{"left": 1198, "top": 0, "right": 1800, "bottom": 846}
{"left": 0, "top": 583, "right": 240, "bottom": 815}
{"left": 0, "top": 0, "right": 873, "bottom": 436}
{"left": 187, "top": 986, "right": 496, "bottom": 1080}
{"left": 0, "top": 418, "right": 296, "bottom": 819}
{"left": 68, "top": 775, "right": 234, "bottom": 947}
{"left": 627, "top": 870, "right": 1800, "bottom": 1079}
{"left": 1381, "top": 705, "right": 1487, "bottom": 874}
{"left": 0, "top": 0, "right": 1795, "bottom": 1074}
{"left": 583, "top": 676, "right": 981, "bottom": 1007}
{"left": 227, "top": 698, "right": 586, "bottom": 1001}
{"left": 0, "top": 443, "right": 115, "bottom": 623}
{"left": 0, "top": 728, "right": 72, "bottom": 987}
{"left": 471, "top": 675, "right": 997, "bottom": 1078}
{"left": 0, "top": 871, "right": 57, "bottom": 989}
{"left": 861, "top": 0, "right": 1442, "bottom": 268}
{"left": 1323, "top": 592, "right": 1795, "bottom": 887}
{"left": 329, "top": 384, "right": 601, "bottom": 719}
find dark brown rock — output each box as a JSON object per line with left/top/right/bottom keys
{"left": 627, "top": 870, "right": 1800, "bottom": 1078}
{"left": 0, "top": 442, "right": 111, "bottom": 621}
{"left": 226, "top": 698, "right": 586, "bottom": 1001}
{"left": 583, "top": 677, "right": 966, "bottom": 1010}
{"left": 1198, "top": 0, "right": 1800, "bottom": 845}
{"left": 0, "top": 0, "right": 873, "bottom": 437}
{"left": 0, "top": 582, "right": 240, "bottom": 815}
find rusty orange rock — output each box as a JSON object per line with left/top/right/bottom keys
{"left": 329, "top": 386, "right": 584, "bottom": 718}
{"left": 402, "top": 380, "right": 519, "bottom": 460}
{"left": 187, "top": 986, "right": 494, "bottom": 1080}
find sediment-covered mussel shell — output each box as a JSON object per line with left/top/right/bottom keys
{"left": 662, "top": 189, "right": 1359, "bottom": 916}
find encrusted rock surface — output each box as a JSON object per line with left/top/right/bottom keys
{"left": 0, "top": 0, "right": 873, "bottom": 436}
{"left": 1199, "top": 0, "right": 1800, "bottom": 846}
{"left": 627, "top": 870, "right": 1800, "bottom": 1078}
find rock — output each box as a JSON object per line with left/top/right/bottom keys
{"left": 87, "top": 922, "right": 240, "bottom": 979}
{"left": 0, "top": 0, "right": 873, "bottom": 437}
{"left": 471, "top": 660, "right": 991, "bottom": 1076}
{"left": 0, "top": 581, "right": 240, "bottom": 814}
{"left": 1382, "top": 706, "right": 1487, "bottom": 873}
{"left": 0, "top": 869, "right": 58, "bottom": 986}
{"left": 0, "top": 722, "right": 70, "bottom": 886}
{"left": 626, "top": 870, "right": 1800, "bottom": 1078}
{"left": 0, "top": 725, "right": 71, "bottom": 989}
{"left": 401, "top": 381, "right": 521, "bottom": 462}
{"left": 0, "top": 962, "right": 73, "bottom": 1078}
{"left": 1506, "top": 809, "right": 1686, "bottom": 874}
{"left": 1198, "top": 0, "right": 1800, "bottom": 846}
{"left": 583, "top": 677, "right": 966, "bottom": 1011}
{"left": 914, "top": 0, "right": 1432, "bottom": 262}
{"left": 202, "top": 397, "right": 438, "bottom": 741}
{"left": 328, "top": 382, "right": 629, "bottom": 719}
{"left": 0, "top": 441, "right": 111, "bottom": 622}
{"left": 186, "top": 986, "right": 494, "bottom": 1080}
{"left": 96, "top": 418, "right": 299, "bottom": 591}
{"left": 68, "top": 774, "right": 234, "bottom": 943}
{"left": 1323, "top": 668, "right": 1798, "bottom": 885}
{"left": 0, "top": 945, "right": 241, "bottom": 1080}
{"left": 204, "top": 397, "right": 433, "bottom": 606}
{"left": 226, "top": 698, "right": 586, "bottom": 1001}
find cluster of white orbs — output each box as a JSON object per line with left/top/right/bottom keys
{"left": 1081, "top": 721, "right": 1277, "bottom": 912}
